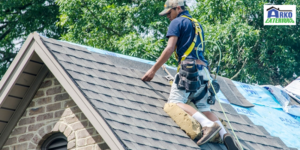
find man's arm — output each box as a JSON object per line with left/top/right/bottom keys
{"left": 141, "top": 36, "right": 178, "bottom": 81}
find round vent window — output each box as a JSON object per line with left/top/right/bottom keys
{"left": 41, "top": 133, "right": 68, "bottom": 150}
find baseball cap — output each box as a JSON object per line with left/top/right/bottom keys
{"left": 159, "top": 0, "right": 185, "bottom": 16}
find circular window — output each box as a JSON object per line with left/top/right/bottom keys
{"left": 41, "top": 133, "right": 68, "bottom": 150}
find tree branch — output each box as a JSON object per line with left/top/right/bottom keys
{"left": 230, "top": 58, "right": 248, "bottom": 80}
{"left": 0, "top": 28, "right": 11, "bottom": 41}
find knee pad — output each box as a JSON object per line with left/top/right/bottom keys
{"left": 163, "top": 103, "right": 202, "bottom": 140}
{"left": 164, "top": 102, "right": 227, "bottom": 143}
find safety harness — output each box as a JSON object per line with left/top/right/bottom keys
{"left": 174, "top": 15, "right": 204, "bottom": 72}
{"left": 163, "top": 15, "right": 243, "bottom": 149}
{"left": 173, "top": 15, "right": 219, "bottom": 105}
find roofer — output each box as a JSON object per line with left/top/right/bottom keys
{"left": 141, "top": 0, "right": 240, "bottom": 149}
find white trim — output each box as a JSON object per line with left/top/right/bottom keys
{"left": 32, "top": 33, "right": 124, "bottom": 150}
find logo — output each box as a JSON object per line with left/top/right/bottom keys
{"left": 264, "top": 5, "right": 296, "bottom": 25}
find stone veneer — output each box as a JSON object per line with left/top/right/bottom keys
{"left": 2, "top": 72, "right": 110, "bottom": 150}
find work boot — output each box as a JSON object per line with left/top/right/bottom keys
{"left": 196, "top": 122, "right": 221, "bottom": 145}
{"left": 223, "top": 133, "right": 242, "bottom": 150}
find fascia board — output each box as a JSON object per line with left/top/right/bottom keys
{"left": 32, "top": 32, "right": 125, "bottom": 150}
{"left": 0, "top": 35, "right": 36, "bottom": 107}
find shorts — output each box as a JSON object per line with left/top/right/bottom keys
{"left": 168, "top": 66, "right": 211, "bottom": 112}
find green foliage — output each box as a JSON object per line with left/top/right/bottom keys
{"left": 57, "top": 0, "right": 300, "bottom": 85}
{"left": 192, "top": 0, "right": 300, "bottom": 85}
{"left": 1, "top": 0, "right": 299, "bottom": 85}
{"left": 0, "top": 0, "right": 66, "bottom": 78}
{"left": 56, "top": 0, "right": 177, "bottom": 65}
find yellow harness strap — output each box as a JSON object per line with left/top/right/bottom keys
{"left": 175, "top": 15, "right": 204, "bottom": 72}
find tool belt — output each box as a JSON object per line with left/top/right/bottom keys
{"left": 174, "top": 59, "right": 220, "bottom": 105}
{"left": 174, "top": 59, "right": 202, "bottom": 92}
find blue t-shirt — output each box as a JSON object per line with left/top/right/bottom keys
{"left": 166, "top": 11, "right": 208, "bottom": 66}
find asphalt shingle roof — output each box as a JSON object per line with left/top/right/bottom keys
{"left": 40, "top": 36, "right": 296, "bottom": 150}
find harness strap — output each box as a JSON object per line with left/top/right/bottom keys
{"left": 175, "top": 15, "right": 204, "bottom": 72}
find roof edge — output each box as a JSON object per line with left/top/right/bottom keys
{"left": 56, "top": 39, "right": 177, "bottom": 71}
{"left": 0, "top": 33, "right": 36, "bottom": 106}
{"left": 33, "top": 32, "right": 125, "bottom": 150}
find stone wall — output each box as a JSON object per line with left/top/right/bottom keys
{"left": 2, "top": 72, "right": 110, "bottom": 150}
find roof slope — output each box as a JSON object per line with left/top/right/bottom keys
{"left": 40, "top": 36, "right": 295, "bottom": 150}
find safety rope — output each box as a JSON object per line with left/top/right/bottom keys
{"left": 203, "top": 62, "right": 243, "bottom": 150}
{"left": 161, "top": 64, "right": 174, "bottom": 85}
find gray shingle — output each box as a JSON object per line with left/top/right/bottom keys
{"left": 91, "top": 52, "right": 113, "bottom": 65}
{"left": 42, "top": 37, "right": 291, "bottom": 150}
{"left": 272, "top": 136, "right": 289, "bottom": 149}
{"left": 244, "top": 141, "right": 259, "bottom": 150}
{"left": 82, "top": 90, "right": 99, "bottom": 99}
{"left": 265, "top": 136, "right": 282, "bottom": 148}
{"left": 80, "top": 59, "right": 98, "bottom": 69}
{"left": 71, "top": 50, "right": 92, "bottom": 60}
{"left": 243, "top": 125, "right": 263, "bottom": 136}
{"left": 122, "top": 140, "right": 139, "bottom": 149}
{"left": 42, "top": 37, "right": 63, "bottom": 47}
{"left": 239, "top": 114, "right": 254, "bottom": 125}
{"left": 117, "top": 67, "right": 134, "bottom": 77}
{"left": 256, "top": 125, "right": 271, "bottom": 136}
{"left": 45, "top": 42, "right": 63, "bottom": 52}
{"left": 252, "top": 135, "right": 269, "bottom": 146}
{"left": 211, "top": 103, "right": 239, "bottom": 115}
{"left": 229, "top": 122, "right": 247, "bottom": 132}
{"left": 97, "top": 109, "right": 110, "bottom": 119}
{"left": 237, "top": 140, "right": 252, "bottom": 150}
{"left": 59, "top": 61, "right": 75, "bottom": 71}
{"left": 96, "top": 94, "right": 116, "bottom": 104}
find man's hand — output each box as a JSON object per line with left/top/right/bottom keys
{"left": 141, "top": 68, "right": 156, "bottom": 81}
{"left": 141, "top": 36, "right": 178, "bottom": 82}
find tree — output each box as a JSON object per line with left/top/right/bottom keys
{"left": 192, "top": 0, "right": 300, "bottom": 85}
{"left": 57, "top": 0, "right": 176, "bottom": 65}
{"left": 42, "top": 0, "right": 300, "bottom": 85}
{"left": 0, "top": 0, "right": 66, "bottom": 78}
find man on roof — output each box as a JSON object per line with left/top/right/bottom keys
{"left": 142, "top": 0, "right": 240, "bottom": 149}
